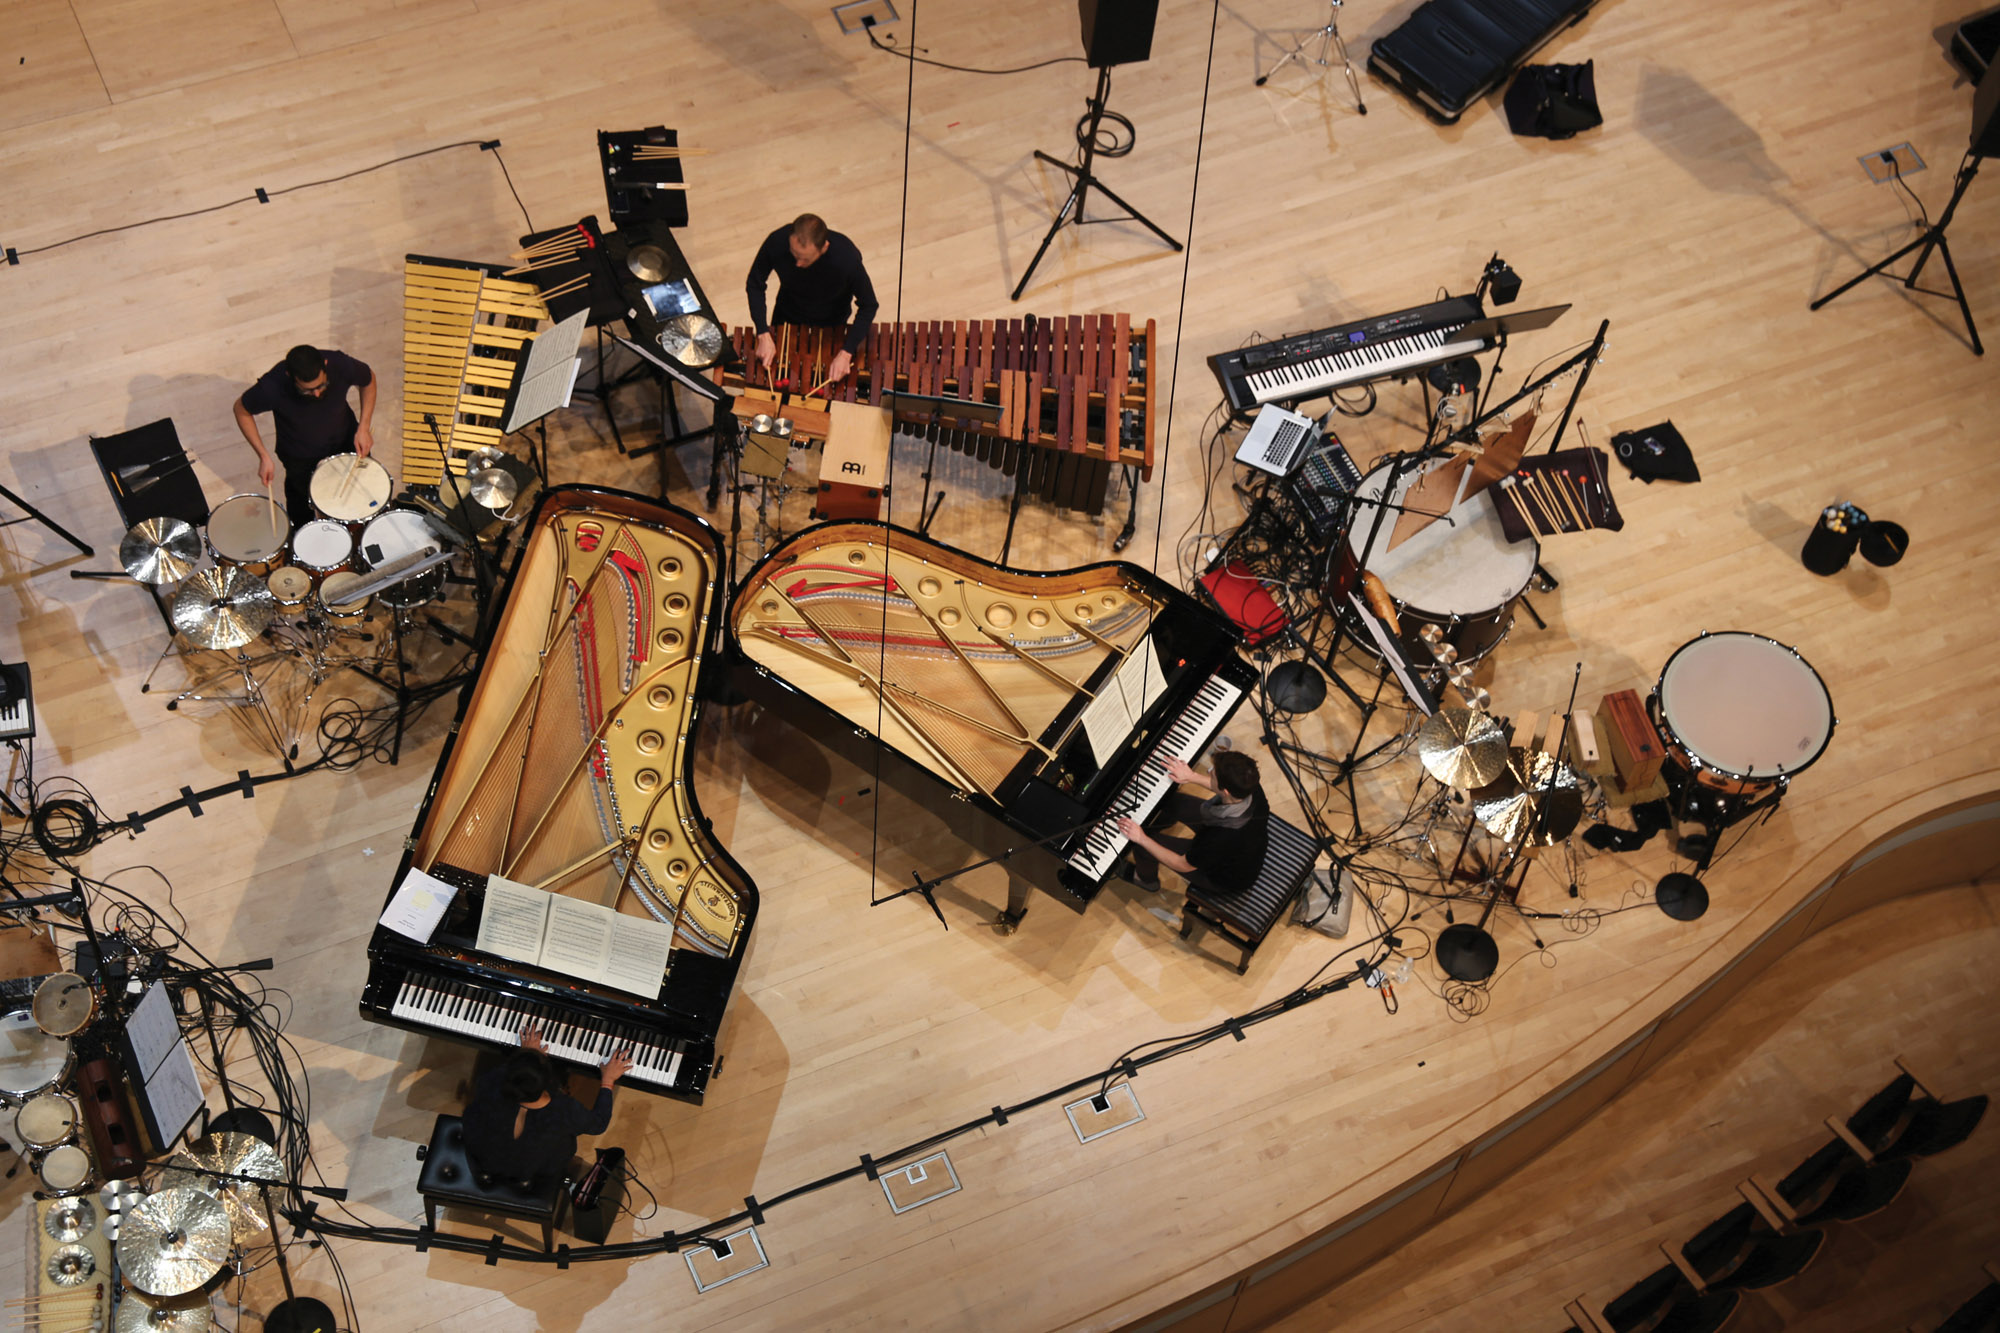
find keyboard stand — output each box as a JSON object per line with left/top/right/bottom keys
{"left": 1012, "top": 66, "right": 1183, "bottom": 302}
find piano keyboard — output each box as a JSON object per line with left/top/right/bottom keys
{"left": 1208, "top": 295, "right": 1488, "bottom": 412}
{"left": 389, "top": 973, "right": 685, "bottom": 1089}
{"left": 1066, "top": 673, "right": 1244, "bottom": 880}
{"left": 1244, "top": 326, "right": 1485, "bottom": 406}
{"left": 0, "top": 661, "right": 34, "bottom": 740}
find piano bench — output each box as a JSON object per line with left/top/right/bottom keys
{"left": 416, "top": 1114, "right": 568, "bottom": 1252}
{"left": 1179, "top": 814, "right": 1320, "bottom": 974}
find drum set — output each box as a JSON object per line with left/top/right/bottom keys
{"left": 126, "top": 454, "right": 460, "bottom": 756}
{"left": 4, "top": 973, "right": 101, "bottom": 1199}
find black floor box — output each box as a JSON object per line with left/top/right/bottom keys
{"left": 1368, "top": 0, "right": 1598, "bottom": 124}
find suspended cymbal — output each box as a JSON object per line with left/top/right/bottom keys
{"left": 469, "top": 467, "right": 518, "bottom": 510}
{"left": 120, "top": 517, "right": 203, "bottom": 585}
{"left": 659, "top": 312, "right": 724, "bottom": 367}
{"left": 44, "top": 1196, "right": 97, "bottom": 1243}
{"left": 627, "top": 243, "right": 670, "bottom": 282}
{"left": 117, "top": 1187, "right": 231, "bottom": 1296}
{"left": 115, "top": 1291, "right": 215, "bottom": 1333}
{"left": 157, "top": 1133, "right": 281, "bottom": 1242}
{"left": 1417, "top": 708, "right": 1508, "bottom": 788}
{"left": 102, "top": 1179, "right": 146, "bottom": 1240}
{"left": 171, "top": 567, "right": 276, "bottom": 650}
{"left": 1474, "top": 747, "right": 1582, "bottom": 845}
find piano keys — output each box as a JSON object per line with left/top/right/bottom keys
{"left": 728, "top": 522, "right": 1256, "bottom": 907}
{"left": 360, "top": 486, "right": 758, "bottom": 1102}
{"left": 1207, "top": 295, "right": 1490, "bottom": 413}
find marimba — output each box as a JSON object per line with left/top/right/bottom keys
{"left": 711, "top": 316, "right": 1157, "bottom": 524}
{"left": 400, "top": 256, "right": 548, "bottom": 488}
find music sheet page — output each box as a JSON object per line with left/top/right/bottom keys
{"left": 378, "top": 866, "right": 457, "bottom": 943}
{"left": 475, "top": 875, "right": 549, "bottom": 965}
{"left": 597, "top": 911, "right": 675, "bottom": 998}
{"left": 540, "top": 896, "right": 615, "bottom": 981}
{"left": 1078, "top": 633, "right": 1155, "bottom": 763}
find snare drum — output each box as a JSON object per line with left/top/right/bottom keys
{"left": 205, "top": 493, "right": 288, "bottom": 575}
{"left": 37, "top": 1143, "right": 93, "bottom": 1196}
{"left": 359, "top": 509, "right": 446, "bottom": 609}
{"left": 15, "top": 1091, "right": 79, "bottom": 1150}
{"left": 310, "top": 454, "right": 393, "bottom": 526}
{"left": 1340, "top": 458, "right": 1541, "bottom": 668}
{"left": 291, "top": 518, "right": 355, "bottom": 577}
{"left": 1, "top": 1009, "right": 71, "bottom": 1102}
{"left": 1651, "top": 632, "right": 1836, "bottom": 796}
{"left": 266, "top": 565, "right": 313, "bottom": 611}
{"left": 316, "top": 571, "right": 374, "bottom": 620}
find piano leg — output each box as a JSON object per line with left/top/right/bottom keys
{"left": 997, "top": 873, "right": 1033, "bottom": 934}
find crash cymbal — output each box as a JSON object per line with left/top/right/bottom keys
{"left": 120, "top": 517, "right": 202, "bottom": 585}
{"left": 1474, "top": 748, "right": 1582, "bottom": 845}
{"left": 115, "top": 1291, "right": 214, "bottom": 1333}
{"left": 1417, "top": 708, "right": 1508, "bottom": 788}
{"left": 157, "top": 1133, "right": 281, "bottom": 1242}
{"left": 469, "top": 467, "right": 518, "bottom": 509}
{"left": 44, "top": 1196, "right": 97, "bottom": 1242}
{"left": 658, "top": 312, "right": 724, "bottom": 367}
{"left": 46, "top": 1243, "right": 96, "bottom": 1286}
{"left": 117, "top": 1187, "right": 231, "bottom": 1296}
{"left": 627, "top": 243, "right": 670, "bottom": 283}
{"left": 170, "top": 567, "right": 276, "bottom": 650}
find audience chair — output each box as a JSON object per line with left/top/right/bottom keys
{"left": 1599, "top": 1263, "right": 1739, "bottom": 1333}
{"left": 416, "top": 1113, "right": 569, "bottom": 1253}
{"left": 1838, "top": 1058, "right": 1988, "bottom": 1163}
{"left": 1756, "top": 1137, "right": 1911, "bottom": 1228}
{"left": 1672, "top": 1202, "right": 1824, "bottom": 1294}
{"left": 1930, "top": 1262, "right": 2000, "bottom": 1333}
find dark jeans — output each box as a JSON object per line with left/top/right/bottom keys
{"left": 1130, "top": 791, "right": 1213, "bottom": 889}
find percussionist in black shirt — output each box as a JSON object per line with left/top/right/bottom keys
{"left": 232, "top": 344, "right": 377, "bottom": 524}
{"left": 461, "top": 1026, "right": 633, "bottom": 1188}
{"left": 745, "top": 214, "right": 880, "bottom": 384}
{"left": 1119, "top": 750, "right": 1271, "bottom": 895}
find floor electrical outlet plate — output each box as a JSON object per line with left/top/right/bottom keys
{"left": 1861, "top": 143, "right": 1925, "bottom": 183}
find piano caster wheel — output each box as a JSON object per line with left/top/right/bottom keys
{"left": 995, "top": 907, "right": 1027, "bottom": 935}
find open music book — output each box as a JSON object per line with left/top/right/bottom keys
{"left": 1077, "top": 634, "right": 1169, "bottom": 764}
{"left": 474, "top": 875, "right": 675, "bottom": 998}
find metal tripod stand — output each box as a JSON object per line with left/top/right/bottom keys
{"left": 1255, "top": 0, "right": 1366, "bottom": 115}
{"left": 1810, "top": 153, "right": 1984, "bottom": 356}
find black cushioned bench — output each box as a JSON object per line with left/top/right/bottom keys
{"left": 1179, "top": 814, "right": 1320, "bottom": 974}
{"left": 1368, "top": 0, "right": 1598, "bottom": 124}
{"left": 416, "top": 1113, "right": 569, "bottom": 1252}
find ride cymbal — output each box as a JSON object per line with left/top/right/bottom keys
{"left": 120, "top": 517, "right": 202, "bottom": 585}
{"left": 170, "top": 567, "right": 276, "bottom": 650}
{"left": 1417, "top": 708, "right": 1508, "bottom": 789}
{"left": 158, "top": 1133, "right": 281, "bottom": 1242}
{"left": 1474, "top": 748, "right": 1582, "bottom": 845}
{"left": 117, "top": 1187, "right": 231, "bottom": 1296}
{"left": 115, "top": 1291, "right": 215, "bottom": 1333}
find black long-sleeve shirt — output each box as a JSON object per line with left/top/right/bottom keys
{"left": 745, "top": 226, "right": 879, "bottom": 354}
{"left": 461, "top": 1067, "right": 613, "bottom": 1186}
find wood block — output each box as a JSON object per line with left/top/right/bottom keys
{"left": 1596, "top": 689, "right": 1664, "bottom": 792}
{"left": 1567, "top": 710, "right": 1611, "bottom": 779}
{"left": 811, "top": 480, "right": 883, "bottom": 522}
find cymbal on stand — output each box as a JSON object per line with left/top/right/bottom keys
{"left": 116, "top": 1187, "right": 231, "bottom": 1297}
{"left": 1417, "top": 708, "right": 1508, "bottom": 788}
{"left": 170, "top": 567, "right": 277, "bottom": 650}
{"left": 120, "top": 518, "right": 202, "bottom": 585}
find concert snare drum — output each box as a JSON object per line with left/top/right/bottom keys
{"left": 37, "top": 1143, "right": 93, "bottom": 1196}
{"left": 1650, "top": 632, "right": 1836, "bottom": 796}
{"left": 31, "top": 972, "right": 96, "bottom": 1038}
{"left": 358, "top": 509, "right": 445, "bottom": 609}
{"left": 0, "top": 1010, "right": 71, "bottom": 1103}
{"left": 205, "top": 493, "right": 288, "bottom": 575}
{"left": 310, "top": 454, "right": 393, "bottom": 526}
{"left": 290, "top": 518, "right": 355, "bottom": 577}
{"left": 15, "top": 1091, "right": 80, "bottom": 1150}
{"left": 316, "top": 571, "right": 374, "bottom": 620}
{"left": 1341, "top": 458, "right": 1541, "bottom": 668}
{"left": 266, "top": 565, "right": 313, "bottom": 611}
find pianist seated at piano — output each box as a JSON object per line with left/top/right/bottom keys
{"left": 1117, "top": 750, "right": 1271, "bottom": 895}
{"left": 461, "top": 1025, "right": 633, "bottom": 1188}
{"left": 745, "top": 212, "right": 879, "bottom": 385}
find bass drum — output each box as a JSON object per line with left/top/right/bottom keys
{"left": 1338, "top": 457, "right": 1540, "bottom": 668}
{"left": 1650, "top": 632, "right": 1835, "bottom": 796}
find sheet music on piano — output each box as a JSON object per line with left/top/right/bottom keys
{"left": 474, "top": 876, "right": 676, "bottom": 999}
{"left": 1078, "top": 635, "right": 1169, "bottom": 764}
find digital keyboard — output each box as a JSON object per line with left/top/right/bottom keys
{"left": 383, "top": 970, "right": 686, "bottom": 1089}
{"left": 1065, "top": 672, "right": 1246, "bottom": 881}
{"left": 1208, "top": 295, "right": 1489, "bottom": 413}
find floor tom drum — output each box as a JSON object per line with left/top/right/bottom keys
{"left": 1651, "top": 632, "right": 1835, "bottom": 795}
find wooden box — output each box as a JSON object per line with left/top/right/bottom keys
{"left": 1595, "top": 689, "right": 1664, "bottom": 793}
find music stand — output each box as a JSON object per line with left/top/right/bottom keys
{"left": 1011, "top": 66, "right": 1183, "bottom": 301}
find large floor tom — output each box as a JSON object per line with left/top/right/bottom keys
{"left": 291, "top": 518, "right": 355, "bottom": 577}
{"left": 205, "top": 494, "right": 288, "bottom": 575}
{"left": 1, "top": 1009, "right": 71, "bottom": 1102}
{"left": 310, "top": 454, "right": 393, "bottom": 525}
{"left": 359, "top": 509, "right": 445, "bottom": 608}
{"left": 1651, "top": 632, "right": 1835, "bottom": 795}
{"left": 1341, "top": 458, "right": 1540, "bottom": 668}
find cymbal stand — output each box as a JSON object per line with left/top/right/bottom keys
{"left": 1254, "top": 0, "right": 1366, "bottom": 115}
{"left": 159, "top": 644, "right": 294, "bottom": 760}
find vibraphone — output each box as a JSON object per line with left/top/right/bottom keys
{"left": 401, "top": 256, "right": 549, "bottom": 488}
{"left": 711, "top": 316, "right": 1156, "bottom": 524}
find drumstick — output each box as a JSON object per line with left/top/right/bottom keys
{"left": 1547, "top": 471, "right": 1583, "bottom": 530}
{"left": 338, "top": 451, "right": 360, "bottom": 495}
{"left": 1530, "top": 472, "right": 1570, "bottom": 531}
{"left": 1558, "top": 471, "right": 1592, "bottom": 528}
{"left": 502, "top": 254, "right": 579, "bottom": 276}
{"left": 267, "top": 484, "right": 281, "bottom": 537}
{"left": 537, "top": 274, "right": 590, "bottom": 300}
{"left": 1509, "top": 475, "right": 1554, "bottom": 534}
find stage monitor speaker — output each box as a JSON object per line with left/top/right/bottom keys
{"left": 1078, "top": 0, "right": 1157, "bottom": 68}
{"left": 1974, "top": 62, "right": 2000, "bottom": 157}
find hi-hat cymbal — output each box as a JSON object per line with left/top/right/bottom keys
{"left": 120, "top": 517, "right": 203, "bottom": 585}
{"left": 469, "top": 468, "right": 518, "bottom": 509}
{"left": 115, "top": 1291, "right": 215, "bottom": 1333}
{"left": 658, "top": 312, "right": 724, "bottom": 367}
{"left": 627, "top": 244, "right": 670, "bottom": 282}
{"left": 1417, "top": 708, "right": 1508, "bottom": 788}
{"left": 1474, "top": 747, "right": 1582, "bottom": 845}
{"left": 117, "top": 1187, "right": 231, "bottom": 1296}
{"left": 157, "top": 1133, "right": 281, "bottom": 1242}
{"left": 171, "top": 567, "right": 276, "bottom": 650}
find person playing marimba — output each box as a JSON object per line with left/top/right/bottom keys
{"left": 232, "top": 344, "right": 377, "bottom": 523}
{"left": 746, "top": 214, "right": 879, "bottom": 385}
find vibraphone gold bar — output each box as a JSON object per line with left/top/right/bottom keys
{"left": 710, "top": 315, "right": 1157, "bottom": 519}
{"left": 400, "top": 255, "right": 549, "bottom": 487}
